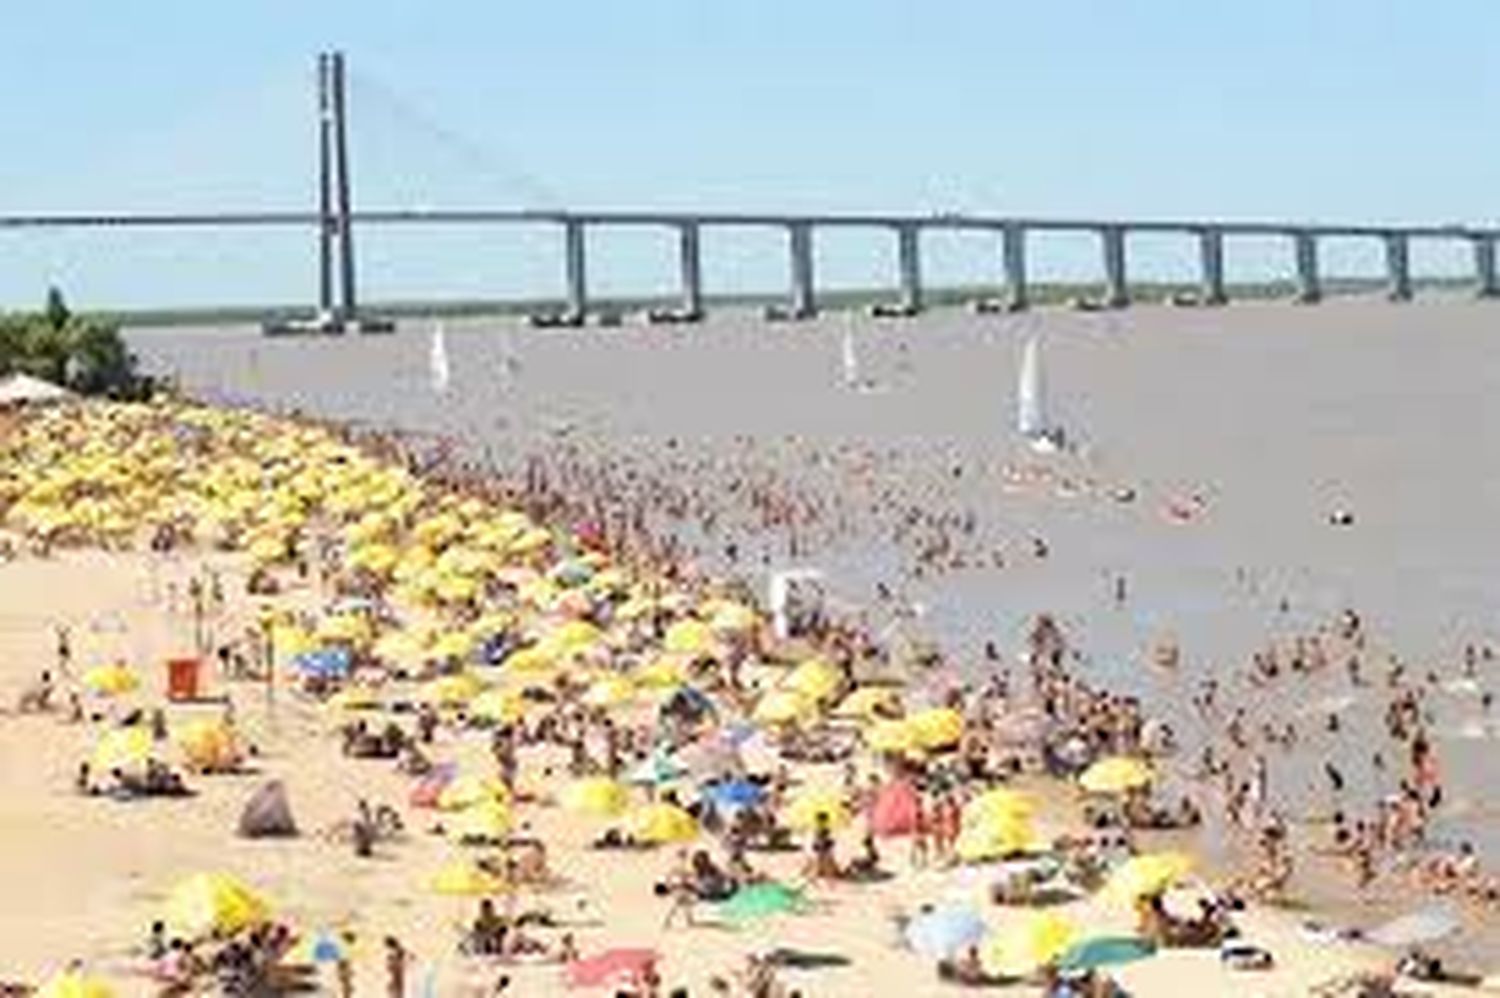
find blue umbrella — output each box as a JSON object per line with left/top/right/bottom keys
{"left": 1056, "top": 935, "right": 1156, "bottom": 972}
{"left": 295, "top": 930, "right": 347, "bottom": 964}
{"left": 719, "top": 722, "right": 758, "bottom": 746}
{"left": 904, "top": 907, "right": 986, "bottom": 958}
{"left": 478, "top": 634, "right": 517, "bottom": 666}
{"left": 294, "top": 647, "right": 351, "bottom": 679}
{"left": 704, "top": 778, "right": 765, "bottom": 811}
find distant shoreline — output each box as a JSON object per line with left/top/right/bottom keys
{"left": 71, "top": 275, "right": 1484, "bottom": 329}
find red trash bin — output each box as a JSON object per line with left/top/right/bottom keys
{"left": 167, "top": 657, "right": 201, "bottom": 701}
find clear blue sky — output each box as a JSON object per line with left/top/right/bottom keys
{"left": 1, "top": 1, "right": 1496, "bottom": 308}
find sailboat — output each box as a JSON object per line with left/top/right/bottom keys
{"left": 840, "top": 323, "right": 885, "bottom": 393}
{"left": 500, "top": 327, "right": 522, "bottom": 378}
{"left": 429, "top": 323, "right": 451, "bottom": 395}
{"left": 841, "top": 326, "right": 861, "bottom": 388}
{"left": 1017, "top": 333, "right": 1063, "bottom": 452}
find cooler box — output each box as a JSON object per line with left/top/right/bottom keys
{"left": 167, "top": 657, "right": 202, "bottom": 701}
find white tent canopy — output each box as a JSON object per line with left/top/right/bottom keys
{"left": 0, "top": 373, "right": 73, "bottom": 406}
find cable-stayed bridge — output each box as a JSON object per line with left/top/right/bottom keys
{"left": 3, "top": 51, "right": 1497, "bottom": 330}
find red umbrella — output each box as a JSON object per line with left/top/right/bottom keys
{"left": 566, "top": 948, "right": 659, "bottom": 989}
{"left": 408, "top": 765, "right": 456, "bottom": 808}
{"left": 868, "top": 778, "right": 921, "bottom": 837}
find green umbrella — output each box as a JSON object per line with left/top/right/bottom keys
{"left": 718, "top": 882, "right": 808, "bottom": 922}
{"left": 628, "top": 750, "right": 687, "bottom": 787}
{"left": 1056, "top": 935, "right": 1156, "bottom": 973}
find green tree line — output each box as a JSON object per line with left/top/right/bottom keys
{"left": 0, "top": 288, "right": 148, "bottom": 397}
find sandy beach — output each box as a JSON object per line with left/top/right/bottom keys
{"left": 0, "top": 535, "right": 1449, "bottom": 996}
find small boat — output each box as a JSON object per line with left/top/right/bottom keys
{"left": 430, "top": 323, "right": 451, "bottom": 395}
{"left": 841, "top": 326, "right": 860, "bottom": 388}
{"left": 1017, "top": 334, "right": 1063, "bottom": 452}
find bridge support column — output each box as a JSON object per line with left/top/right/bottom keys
{"left": 1197, "top": 228, "right": 1227, "bottom": 305}
{"left": 1101, "top": 225, "right": 1128, "bottom": 308}
{"left": 1002, "top": 223, "right": 1029, "bottom": 310}
{"left": 787, "top": 222, "right": 816, "bottom": 319}
{"left": 316, "top": 53, "right": 336, "bottom": 325}
{"left": 897, "top": 223, "right": 923, "bottom": 313}
{"left": 677, "top": 222, "right": 703, "bottom": 319}
{"left": 330, "top": 52, "right": 358, "bottom": 328}
{"left": 563, "top": 219, "right": 587, "bottom": 323}
{"left": 1293, "top": 231, "right": 1321, "bottom": 304}
{"left": 1474, "top": 237, "right": 1498, "bottom": 298}
{"left": 1384, "top": 233, "right": 1412, "bottom": 302}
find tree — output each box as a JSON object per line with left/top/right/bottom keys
{"left": 44, "top": 285, "right": 71, "bottom": 331}
{"left": 0, "top": 288, "right": 146, "bottom": 398}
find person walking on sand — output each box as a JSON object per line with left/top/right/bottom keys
{"left": 910, "top": 793, "right": 931, "bottom": 869}
{"left": 661, "top": 869, "right": 697, "bottom": 929}
{"left": 384, "top": 935, "right": 408, "bottom": 998}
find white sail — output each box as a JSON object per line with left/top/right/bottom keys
{"left": 429, "top": 323, "right": 451, "bottom": 395}
{"left": 500, "top": 327, "right": 521, "bottom": 377}
{"left": 1017, "top": 334, "right": 1045, "bottom": 435}
{"left": 841, "top": 326, "right": 860, "bottom": 387}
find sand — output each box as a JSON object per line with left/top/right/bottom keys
{"left": 0, "top": 548, "right": 1448, "bottom": 995}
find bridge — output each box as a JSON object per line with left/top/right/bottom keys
{"left": 3, "top": 51, "right": 1497, "bottom": 330}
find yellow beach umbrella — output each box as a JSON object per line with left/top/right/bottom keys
{"left": 508, "top": 526, "right": 552, "bottom": 556}
{"left": 449, "top": 799, "right": 514, "bottom": 844}
{"left": 347, "top": 542, "right": 399, "bottom": 576}
{"left": 1078, "top": 756, "right": 1153, "bottom": 795}
{"left": 430, "top": 630, "right": 475, "bottom": 663}
{"left": 549, "top": 619, "right": 603, "bottom": 653}
{"left": 907, "top": 707, "right": 964, "bottom": 750}
{"left": 173, "top": 718, "right": 242, "bottom": 773}
{"left": 708, "top": 601, "right": 758, "bottom": 634}
{"left": 784, "top": 657, "right": 842, "bottom": 703}
{"left": 834, "top": 685, "right": 902, "bottom": 722}
{"left": 327, "top": 686, "right": 381, "bottom": 712}
{"left": 81, "top": 662, "right": 139, "bottom": 696}
{"left": 37, "top": 970, "right": 115, "bottom": 998}
{"left": 865, "top": 718, "right": 918, "bottom": 754}
{"left": 502, "top": 645, "right": 557, "bottom": 676}
{"left": 753, "top": 689, "right": 815, "bottom": 726}
{"left": 316, "top": 614, "right": 368, "bottom": 646}
{"left": 582, "top": 675, "right": 635, "bottom": 708}
{"left": 433, "top": 572, "right": 480, "bottom": 605}
{"left": 663, "top": 618, "right": 716, "bottom": 656}
{"left": 430, "top": 859, "right": 509, "bottom": 897}
{"left": 165, "top": 872, "right": 270, "bottom": 938}
{"left": 954, "top": 813, "right": 1039, "bottom": 862}
{"left": 91, "top": 727, "right": 153, "bottom": 772}
{"left": 1102, "top": 851, "right": 1194, "bottom": 905}
{"left": 980, "top": 911, "right": 1078, "bottom": 977}
{"left": 634, "top": 654, "right": 689, "bottom": 690}
{"left": 271, "top": 624, "right": 315, "bottom": 660}
{"left": 961, "top": 788, "right": 1036, "bottom": 827}
{"left": 437, "top": 774, "right": 509, "bottom": 812}
{"left": 467, "top": 611, "right": 516, "bottom": 643}
{"left": 247, "top": 535, "right": 286, "bottom": 566}
{"left": 625, "top": 802, "right": 699, "bottom": 844}
{"left": 469, "top": 688, "right": 525, "bottom": 725}
{"left": 373, "top": 629, "right": 425, "bottom": 664}
{"left": 421, "top": 672, "right": 484, "bottom": 707}
{"left": 560, "top": 776, "right": 631, "bottom": 818}
{"left": 782, "top": 787, "right": 851, "bottom": 831}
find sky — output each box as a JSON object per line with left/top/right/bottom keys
{"left": 1, "top": 1, "right": 1497, "bottom": 309}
